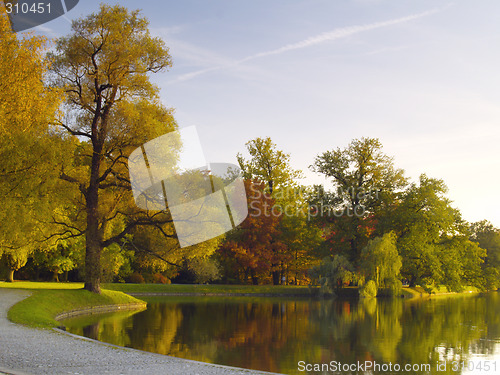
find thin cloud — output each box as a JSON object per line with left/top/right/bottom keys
{"left": 33, "top": 25, "right": 61, "bottom": 38}
{"left": 172, "top": 6, "right": 447, "bottom": 83}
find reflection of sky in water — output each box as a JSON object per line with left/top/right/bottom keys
{"left": 461, "top": 344, "right": 500, "bottom": 375}
{"left": 434, "top": 334, "right": 500, "bottom": 374}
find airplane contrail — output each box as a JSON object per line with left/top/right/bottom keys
{"left": 173, "top": 6, "right": 448, "bottom": 83}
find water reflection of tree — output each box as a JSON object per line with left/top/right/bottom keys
{"left": 70, "top": 294, "right": 500, "bottom": 375}
{"left": 128, "top": 303, "right": 184, "bottom": 356}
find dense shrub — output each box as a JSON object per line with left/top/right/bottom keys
{"left": 152, "top": 273, "right": 170, "bottom": 284}
{"left": 359, "top": 280, "right": 377, "bottom": 298}
{"left": 127, "top": 272, "right": 145, "bottom": 284}
{"left": 309, "top": 255, "right": 356, "bottom": 295}
{"left": 189, "top": 258, "right": 221, "bottom": 284}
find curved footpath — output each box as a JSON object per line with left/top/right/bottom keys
{"left": 0, "top": 289, "right": 281, "bottom": 375}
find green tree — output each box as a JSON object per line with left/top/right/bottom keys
{"left": 30, "top": 236, "right": 83, "bottom": 282}
{"left": 43, "top": 240, "right": 78, "bottom": 282}
{"left": 438, "top": 235, "right": 485, "bottom": 292}
{"left": 237, "top": 137, "right": 302, "bottom": 194}
{"left": 390, "top": 177, "right": 452, "bottom": 289}
{"left": 280, "top": 214, "right": 322, "bottom": 284}
{"left": 48, "top": 5, "right": 176, "bottom": 293}
{"left": 392, "top": 175, "right": 459, "bottom": 289}
{"left": 311, "top": 137, "right": 406, "bottom": 263}
{"left": 470, "top": 221, "right": 500, "bottom": 290}
{"left": 388, "top": 175, "right": 484, "bottom": 291}
{"left": 396, "top": 223, "right": 441, "bottom": 289}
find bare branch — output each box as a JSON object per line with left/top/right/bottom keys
{"left": 60, "top": 168, "right": 87, "bottom": 197}
{"left": 101, "top": 215, "right": 175, "bottom": 248}
{"left": 126, "top": 240, "right": 181, "bottom": 268}
{"left": 55, "top": 120, "right": 92, "bottom": 139}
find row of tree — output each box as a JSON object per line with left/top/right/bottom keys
{"left": 219, "top": 136, "right": 500, "bottom": 295}
{"left": 1, "top": 4, "right": 499, "bottom": 295}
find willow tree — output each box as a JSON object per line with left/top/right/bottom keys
{"left": 48, "top": 5, "right": 175, "bottom": 293}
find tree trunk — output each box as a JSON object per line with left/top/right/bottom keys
{"left": 250, "top": 269, "right": 259, "bottom": 285}
{"left": 268, "top": 179, "right": 280, "bottom": 285}
{"left": 7, "top": 269, "right": 14, "bottom": 282}
{"left": 272, "top": 270, "right": 280, "bottom": 285}
{"left": 244, "top": 268, "right": 250, "bottom": 284}
{"left": 84, "top": 220, "right": 102, "bottom": 294}
{"left": 84, "top": 144, "right": 103, "bottom": 294}
{"left": 409, "top": 276, "right": 417, "bottom": 288}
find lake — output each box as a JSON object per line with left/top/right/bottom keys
{"left": 61, "top": 293, "right": 500, "bottom": 374}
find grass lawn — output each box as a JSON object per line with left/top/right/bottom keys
{"left": 401, "top": 286, "right": 425, "bottom": 298}
{"left": 0, "top": 282, "right": 145, "bottom": 328}
{"left": 0, "top": 281, "right": 84, "bottom": 290}
{"left": 401, "top": 285, "right": 481, "bottom": 298}
{"left": 104, "top": 283, "right": 320, "bottom": 296}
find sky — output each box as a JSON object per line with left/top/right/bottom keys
{"left": 26, "top": 0, "right": 500, "bottom": 227}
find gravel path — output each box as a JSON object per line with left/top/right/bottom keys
{"left": 0, "top": 289, "right": 282, "bottom": 375}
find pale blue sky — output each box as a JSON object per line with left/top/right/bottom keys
{"left": 31, "top": 0, "right": 500, "bottom": 226}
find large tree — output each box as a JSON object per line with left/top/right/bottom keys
{"left": 311, "top": 137, "right": 407, "bottom": 264}
{"left": 48, "top": 5, "right": 176, "bottom": 293}
{"left": 236, "top": 137, "right": 304, "bottom": 284}
{"left": 218, "top": 180, "right": 285, "bottom": 285}
{"left": 387, "top": 175, "right": 485, "bottom": 291}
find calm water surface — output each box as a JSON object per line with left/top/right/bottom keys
{"left": 61, "top": 293, "right": 500, "bottom": 374}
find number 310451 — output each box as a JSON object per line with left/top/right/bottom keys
{"left": 5, "top": 2, "right": 52, "bottom": 14}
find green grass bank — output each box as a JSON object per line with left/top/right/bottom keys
{"left": 1, "top": 282, "right": 146, "bottom": 328}
{"left": 103, "top": 283, "right": 320, "bottom": 296}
